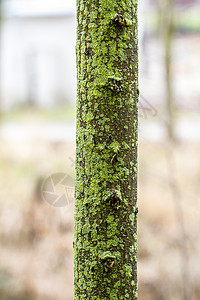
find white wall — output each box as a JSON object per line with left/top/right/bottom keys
{"left": 1, "top": 12, "right": 76, "bottom": 109}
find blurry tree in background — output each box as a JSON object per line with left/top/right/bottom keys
{"left": 162, "top": 0, "right": 175, "bottom": 141}
{"left": 156, "top": 0, "right": 175, "bottom": 141}
{"left": 0, "top": 0, "right": 2, "bottom": 121}
{"left": 74, "top": 0, "right": 138, "bottom": 299}
{"left": 153, "top": 1, "right": 193, "bottom": 299}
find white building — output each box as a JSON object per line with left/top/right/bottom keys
{"left": 1, "top": 0, "right": 77, "bottom": 109}
{"left": 0, "top": 0, "right": 148, "bottom": 110}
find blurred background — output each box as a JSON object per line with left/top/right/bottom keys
{"left": 0, "top": 0, "right": 199, "bottom": 299}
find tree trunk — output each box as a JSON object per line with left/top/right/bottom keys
{"left": 0, "top": 0, "right": 2, "bottom": 123}
{"left": 74, "top": 1, "right": 138, "bottom": 299}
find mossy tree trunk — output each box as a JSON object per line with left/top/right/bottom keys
{"left": 74, "top": 1, "right": 138, "bottom": 299}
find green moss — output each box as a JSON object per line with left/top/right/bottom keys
{"left": 75, "top": 0, "right": 138, "bottom": 298}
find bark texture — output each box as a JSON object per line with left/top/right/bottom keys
{"left": 74, "top": 0, "right": 138, "bottom": 299}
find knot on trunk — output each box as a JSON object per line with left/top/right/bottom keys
{"left": 108, "top": 76, "right": 122, "bottom": 93}
{"left": 100, "top": 251, "right": 116, "bottom": 270}
{"left": 105, "top": 188, "right": 122, "bottom": 210}
{"left": 112, "top": 14, "right": 126, "bottom": 26}
{"left": 112, "top": 14, "right": 134, "bottom": 27}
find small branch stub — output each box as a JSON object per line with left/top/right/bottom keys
{"left": 112, "top": 14, "right": 134, "bottom": 27}
{"left": 105, "top": 188, "right": 122, "bottom": 210}
{"left": 105, "top": 259, "right": 115, "bottom": 269}
{"left": 134, "top": 207, "right": 138, "bottom": 216}
{"left": 100, "top": 251, "right": 116, "bottom": 271}
{"left": 108, "top": 76, "right": 122, "bottom": 93}
{"left": 112, "top": 14, "right": 126, "bottom": 26}
{"left": 85, "top": 46, "right": 93, "bottom": 56}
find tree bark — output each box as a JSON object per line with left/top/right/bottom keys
{"left": 74, "top": 1, "right": 138, "bottom": 299}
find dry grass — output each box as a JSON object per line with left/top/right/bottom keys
{"left": 138, "top": 141, "right": 200, "bottom": 300}
{"left": 0, "top": 139, "right": 75, "bottom": 300}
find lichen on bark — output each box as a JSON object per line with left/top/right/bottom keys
{"left": 74, "top": 0, "right": 138, "bottom": 299}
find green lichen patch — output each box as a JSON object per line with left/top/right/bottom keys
{"left": 74, "top": 0, "right": 138, "bottom": 299}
